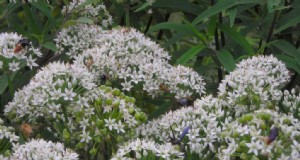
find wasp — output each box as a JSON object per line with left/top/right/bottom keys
{"left": 178, "top": 96, "right": 194, "bottom": 106}
{"left": 14, "top": 39, "right": 31, "bottom": 53}
{"left": 168, "top": 126, "right": 190, "bottom": 145}
{"left": 265, "top": 127, "right": 279, "bottom": 145}
{"left": 159, "top": 83, "right": 170, "bottom": 92}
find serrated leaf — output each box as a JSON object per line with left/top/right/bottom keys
{"left": 175, "top": 45, "right": 206, "bottom": 65}
{"left": 42, "top": 42, "right": 58, "bottom": 52}
{"left": 216, "top": 49, "right": 236, "bottom": 72}
{"left": 218, "top": 24, "right": 253, "bottom": 54}
{"left": 272, "top": 40, "right": 300, "bottom": 64}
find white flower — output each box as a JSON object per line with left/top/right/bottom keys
{"left": 10, "top": 139, "right": 78, "bottom": 159}
{"left": 104, "top": 117, "right": 116, "bottom": 131}
{"left": 114, "top": 120, "right": 125, "bottom": 133}
{"left": 8, "top": 61, "right": 20, "bottom": 72}
{"left": 111, "top": 139, "right": 184, "bottom": 159}
{"left": 0, "top": 32, "right": 42, "bottom": 71}
{"left": 245, "top": 138, "right": 262, "bottom": 155}
{"left": 74, "top": 27, "right": 205, "bottom": 98}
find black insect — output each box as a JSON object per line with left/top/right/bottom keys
{"left": 266, "top": 127, "right": 279, "bottom": 145}
{"left": 100, "top": 74, "right": 109, "bottom": 81}
{"left": 14, "top": 39, "right": 31, "bottom": 53}
{"left": 178, "top": 97, "right": 193, "bottom": 106}
{"left": 168, "top": 126, "right": 190, "bottom": 145}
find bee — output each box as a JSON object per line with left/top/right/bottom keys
{"left": 121, "top": 27, "right": 131, "bottom": 33}
{"left": 178, "top": 96, "right": 194, "bottom": 106}
{"left": 159, "top": 83, "right": 170, "bottom": 92}
{"left": 84, "top": 58, "right": 94, "bottom": 69}
{"left": 14, "top": 39, "right": 31, "bottom": 54}
{"left": 265, "top": 127, "right": 279, "bottom": 145}
{"left": 21, "top": 123, "right": 33, "bottom": 138}
{"left": 100, "top": 74, "right": 110, "bottom": 81}
{"left": 168, "top": 126, "right": 190, "bottom": 145}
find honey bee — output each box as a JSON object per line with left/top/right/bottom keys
{"left": 14, "top": 39, "right": 31, "bottom": 54}
{"left": 21, "top": 123, "right": 33, "bottom": 137}
{"left": 159, "top": 83, "right": 170, "bottom": 92}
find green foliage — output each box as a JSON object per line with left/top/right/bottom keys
{"left": 1, "top": 0, "right": 300, "bottom": 159}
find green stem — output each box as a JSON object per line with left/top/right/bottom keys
{"left": 6, "top": 73, "right": 14, "bottom": 97}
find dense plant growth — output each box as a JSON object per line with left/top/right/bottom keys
{"left": 0, "top": 0, "right": 300, "bottom": 159}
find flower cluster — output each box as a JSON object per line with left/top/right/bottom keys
{"left": 10, "top": 139, "right": 78, "bottom": 160}
{"left": 135, "top": 95, "right": 226, "bottom": 158}
{"left": 59, "top": 85, "right": 147, "bottom": 151}
{"left": 75, "top": 27, "right": 205, "bottom": 98}
{"left": 0, "top": 32, "right": 42, "bottom": 72}
{"left": 62, "top": 0, "right": 113, "bottom": 27}
{"left": 282, "top": 89, "right": 300, "bottom": 119}
{"left": 218, "top": 55, "right": 289, "bottom": 117}
{"left": 111, "top": 138, "right": 184, "bottom": 160}
{"left": 55, "top": 24, "right": 104, "bottom": 58}
{"left": 218, "top": 109, "right": 300, "bottom": 160}
{"left": 4, "top": 61, "right": 96, "bottom": 122}
{"left": 4, "top": 62, "right": 146, "bottom": 153}
{"left": 0, "top": 118, "right": 19, "bottom": 158}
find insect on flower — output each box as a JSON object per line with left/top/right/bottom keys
{"left": 14, "top": 39, "right": 31, "bottom": 54}
{"left": 159, "top": 83, "right": 170, "bottom": 92}
{"left": 168, "top": 126, "right": 190, "bottom": 145}
{"left": 100, "top": 74, "right": 110, "bottom": 81}
{"left": 264, "top": 127, "right": 279, "bottom": 145}
{"left": 21, "top": 123, "right": 33, "bottom": 137}
{"left": 178, "top": 96, "right": 194, "bottom": 106}
{"left": 84, "top": 58, "right": 94, "bottom": 69}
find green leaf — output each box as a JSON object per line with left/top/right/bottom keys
{"left": 207, "top": 15, "right": 217, "bottom": 35}
{"left": 31, "top": 1, "right": 55, "bottom": 22}
{"left": 228, "top": 7, "right": 237, "bottom": 27}
{"left": 275, "top": 8, "right": 300, "bottom": 33}
{"left": 275, "top": 54, "right": 300, "bottom": 74}
{"left": 218, "top": 24, "right": 253, "bottom": 54}
{"left": 135, "top": 1, "right": 152, "bottom": 12}
{"left": 42, "top": 42, "right": 58, "bottom": 52}
{"left": 192, "top": 0, "right": 261, "bottom": 25}
{"left": 272, "top": 40, "right": 300, "bottom": 64}
{"left": 175, "top": 45, "right": 206, "bottom": 65}
{"left": 0, "top": 74, "right": 8, "bottom": 95}
{"left": 216, "top": 49, "right": 236, "bottom": 72}
{"left": 76, "top": 17, "right": 94, "bottom": 24}
{"left": 148, "top": 22, "right": 195, "bottom": 36}
{"left": 151, "top": 0, "right": 203, "bottom": 15}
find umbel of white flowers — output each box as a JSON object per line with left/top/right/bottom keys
{"left": 9, "top": 139, "right": 78, "bottom": 160}
{"left": 73, "top": 27, "right": 206, "bottom": 98}
{"left": 0, "top": 32, "right": 42, "bottom": 72}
